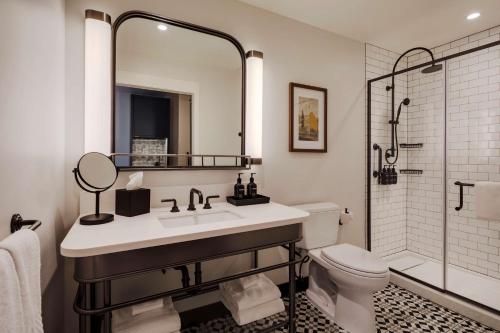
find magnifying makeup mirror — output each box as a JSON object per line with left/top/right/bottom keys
{"left": 73, "top": 152, "right": 118, "bottom": 225}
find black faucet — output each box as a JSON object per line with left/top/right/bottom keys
{"left": 187, "top": 188, "right": 203, "bottom": 211}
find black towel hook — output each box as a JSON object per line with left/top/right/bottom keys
{"left": 10, "top": 214, "right": 42, "bottom": 233}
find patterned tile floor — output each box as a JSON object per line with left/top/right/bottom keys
{"left": 182, "top": 283, "right": 498, "bottom": 332}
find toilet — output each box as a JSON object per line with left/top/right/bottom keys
{"left": 292, "top": 202, "right": 389, "bottom": 333}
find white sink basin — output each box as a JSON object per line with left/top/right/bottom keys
{"left": 158, "top": 210, "right": 243, "bottom": 229}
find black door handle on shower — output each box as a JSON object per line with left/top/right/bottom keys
{"left": 454, "top": 181, "right": 474, "bottom": 211}
{"left": 373, "top": 144, "right": 382, "bottom": 184}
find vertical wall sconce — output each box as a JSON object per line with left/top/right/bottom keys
{"left": 245, "top": 50, "right": 264, "bottom": 165}
{"left": 84, "top": 9, "right": 112, "bottom": 154}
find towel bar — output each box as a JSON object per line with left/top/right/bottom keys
{"left": 454, "top": 181, "right": 474, "bottom": 211}
{"left": 10, "top": 214, "right": 42, "bottom": 233}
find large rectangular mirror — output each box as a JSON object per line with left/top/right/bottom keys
{"left": 112, "top": 12, "right": 246, "bottom": 169}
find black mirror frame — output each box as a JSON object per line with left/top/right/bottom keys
{"left": 111, "top": 10, "right": 247, "bottom": 170}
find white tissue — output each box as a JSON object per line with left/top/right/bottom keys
{"left": 340, "top": 210, "right": 354, "bottom": 225}
{"left": 126, "top": 172, "right": 143, "bottom": 191}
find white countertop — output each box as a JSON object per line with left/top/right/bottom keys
{"left": 61, "top": 202, "right": 309, "bottom": 258}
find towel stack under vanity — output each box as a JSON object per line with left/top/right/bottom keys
{"left": 219, "top": 273, "right": 285, "bottom": 326}
{"left": 112, "top": 297, "right": 181, "bottom": 333}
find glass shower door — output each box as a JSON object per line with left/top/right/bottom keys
{"left": 369, "top": 59, "right": 446, "bottom": 290}
{"left": 445, "top": 48, "right": 500, "bottom": 311}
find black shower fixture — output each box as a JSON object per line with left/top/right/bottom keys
{"left": 385, "top": 47, "right": 442, "bottom": 164}
{"left": 395, "top": 98, "right": 410, "bottom": 124}
{"left": 421, "top": 63, "right": 443, "bottom": 74}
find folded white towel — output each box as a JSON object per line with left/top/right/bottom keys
{"left": 0, "top": 230, "right": 43, "bottom": 333}
{"left": 237, "top": 273, "right": 262, "bottom": 290}
{"left": 219, "top": 274, "right": 281, "bottom": 312}
{"left": 113, "top": 297, "right": 180, "bottom": 333}
{"left": 221, "top": 294, "right": 285, "bottom": 326}
{"left": 0, "top": 249, "right": 25, "bottom": 333}
{"left": 131, "top": 298, "right": 164, "bottom": 316}
{"left": 476, "top": 181, "right": 500, "bottom": 221}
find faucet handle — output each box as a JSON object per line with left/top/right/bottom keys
{"left": 203, "top": 195, "right": 220, "bottom": 209}
{"left": 161, "top": 198, "right": 179, "bottom": 213}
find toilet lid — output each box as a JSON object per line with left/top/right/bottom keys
{"left": 320, "top": 244, "right": 388, "bottom": 275}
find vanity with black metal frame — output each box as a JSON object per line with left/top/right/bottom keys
{"left": 72, "top": 225, "right": 302, "bottom": 333}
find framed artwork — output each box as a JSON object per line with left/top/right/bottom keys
{"left": 289, "top": 82, "right": 327, "bottom": 152}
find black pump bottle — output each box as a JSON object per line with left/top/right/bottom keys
{"left": 234, "top": 173, "right": 245, "bottom": 199}
{"left": 246, "top": 173, "right": 258, "bottom": 198}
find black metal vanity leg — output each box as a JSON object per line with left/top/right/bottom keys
{"left": 288, "top": 242, "right": 296, "bottom": 333}
{"left": 103, "top": 280, "right": 111, "bottom": 333}
{"left": 78, "top": 283, "right": 87, "bottom": 333}
{"left": 89, "top": 282, "right": 104, "bottom": 333}
{"left": 195, "top": 262, "right": 202, "bottom": 285}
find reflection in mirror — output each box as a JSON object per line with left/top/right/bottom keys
{"left": 114, "top": 16, "right": 244, "bottom": 169}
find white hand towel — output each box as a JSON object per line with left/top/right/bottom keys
{"left": 221, "top": 294, "right": 285, "bottom": 326}
{"left": 131, "top": 298, "right": 164, "bottom": 316}
{"left": 113, "top": 297, "right": 180, "bottom": 333}
{"left": 219, "top": 274, "right": 281, "bottom": 312}
{"left": 0, "top": 249, "right": 25, "bottom": 333}
{"left": 0, "top": 229, "right": 43, "bottom": 333}
{"left": 237, "top": 273, "right": 262, "bottom": 290}
{"left": 476, "top": 181, "right": 500, "bottom": 221}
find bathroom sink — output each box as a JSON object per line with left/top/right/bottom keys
{"left": 158, "top": 210, "right": 243, "bottom": 229}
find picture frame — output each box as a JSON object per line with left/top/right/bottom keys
{"left": 289, "top": 82, "right": 328, "bottom": 152}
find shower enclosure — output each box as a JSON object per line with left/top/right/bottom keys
{"left": 367, "top": 34, "right": 500, "bottom": 313}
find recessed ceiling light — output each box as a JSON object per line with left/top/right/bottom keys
{"left": 157, "top": 24, "right": 168, "bottom": 31}
{"left": 467, "top": 12, "right": 480, "bottom": 20}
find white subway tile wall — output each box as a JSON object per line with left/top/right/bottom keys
{"left": 366, "top": 44, "right": 409, "bottom": 257}
{"left": 367, "top": 26, "right": 500, "bottom": 280}
{"left": 405, "top": 58, "right": 445, "bottom": 261}
{"left": 407, "top": 27, "right": 500, "bottom": 279}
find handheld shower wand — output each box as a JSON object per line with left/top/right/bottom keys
{"left": 385, "top": 98, "right": 410, "bottom": 165}
{"left": 395, "top": 98, "right": 410, "bottom": 124}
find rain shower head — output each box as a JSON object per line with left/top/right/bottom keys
{"left": 421, "top": 63, "right": 443, "bottom": 74}
{"left": 402, "top": 98, "right": 410, "bottom": 106}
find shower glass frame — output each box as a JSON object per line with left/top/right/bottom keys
{"left": 367, "top": 38, "right": 500, "bottom": 314}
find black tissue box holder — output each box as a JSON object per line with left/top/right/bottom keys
{"left": 115, "top": 188, "right": 151, "bottom": 217}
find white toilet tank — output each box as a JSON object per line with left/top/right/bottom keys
{"left": 291, "top": 202, "right": 341, "bottom": 250}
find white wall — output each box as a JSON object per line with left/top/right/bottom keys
{"left": 0, "top": 0, "right": 66, "bottom": 332}
{"left": 65, "top": 0, "right": 366, "bottom": 330}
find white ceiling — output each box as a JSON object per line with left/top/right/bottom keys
{"left": 238, "top": 0, "right": 500, "bottom": 52}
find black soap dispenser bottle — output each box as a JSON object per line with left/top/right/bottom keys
{"left": 391, "top": 166, "right": 398, "bottom": 185}
{"left": 234, "top": 173, "right": 245, "bottom": 199}
{"left": 246, "top": 173, "right": 258, "bottom": 198}
{"left": 381, "top": 165, "right": 388, "bottom": 185}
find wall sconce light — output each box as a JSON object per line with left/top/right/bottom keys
{"left": 245, "top": 50, "right": 263, "bottom": 165}
{"left": 84, "top": 9, "right": 112, "bottom": 154}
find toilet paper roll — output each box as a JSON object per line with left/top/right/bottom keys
{"left": 340, "top": 210, "right": 354, "bottom": 225}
